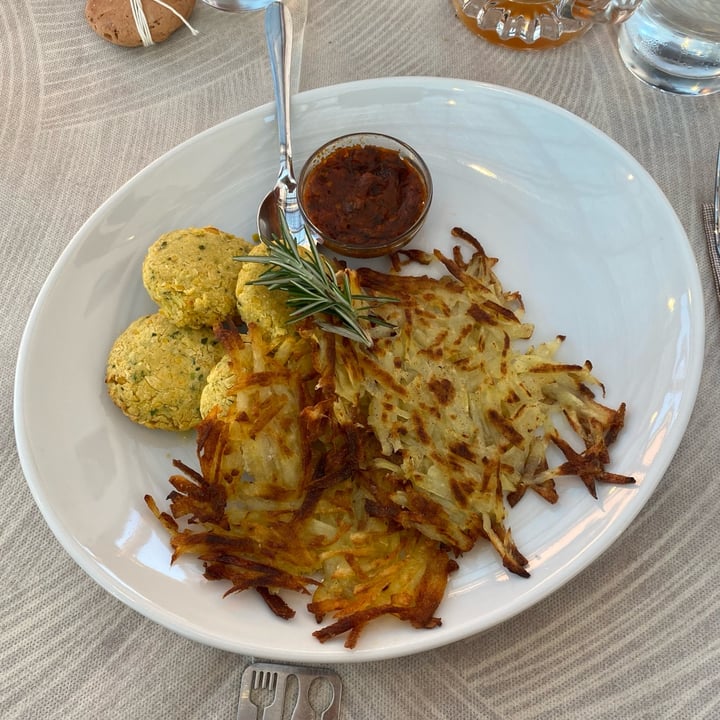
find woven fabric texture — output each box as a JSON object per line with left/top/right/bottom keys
{"left": 2, "top": 2, "right": 720, "bottom": 718}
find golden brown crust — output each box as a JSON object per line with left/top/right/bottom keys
{"left": 145, "top": 227, "right": 634, "bottom": 647}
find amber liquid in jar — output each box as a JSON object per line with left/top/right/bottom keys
{"left": 452, "top": 0, "right": 591, "bottom": 50}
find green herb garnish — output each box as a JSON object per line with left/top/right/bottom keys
{"left": 236, "top": 213, "right": 396, "bottom": 347}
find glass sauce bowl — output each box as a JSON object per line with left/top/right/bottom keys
{"left": 298, "top": 132, "right": 433, "bottom": 258}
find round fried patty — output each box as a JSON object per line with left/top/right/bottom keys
{"left": 106, "top": 312, "right": 223, "bottom": 431}
{"left": 143, "top": 226, "right": 251, "bottom": 329}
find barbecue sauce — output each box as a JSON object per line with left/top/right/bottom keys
{"left": 301, "top": 144, "right": 428, "bottom": 250}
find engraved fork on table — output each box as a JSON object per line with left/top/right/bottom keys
{"left": 238, "top": 664, "right": 288, "bottom": 720}
{"left": 237, "top": 662, "right": 342, "bottom": 720}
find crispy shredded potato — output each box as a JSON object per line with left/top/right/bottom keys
{"left": 145, "top": 227, "right": 634, "bottom": 648}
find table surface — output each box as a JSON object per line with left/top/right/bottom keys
{"left": 3, "top": 2, "right": 720, "bottom": 718}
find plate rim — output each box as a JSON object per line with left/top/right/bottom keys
{"left": 13, "top": 76, "right": 705, "bottom": 663}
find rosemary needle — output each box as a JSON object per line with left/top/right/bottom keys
{"left": 235, "top": 213, "right": 396, "bottom": 347}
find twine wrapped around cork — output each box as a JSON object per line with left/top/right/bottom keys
{"left": 85, "top": 0, "right": 199, "bottom": 47}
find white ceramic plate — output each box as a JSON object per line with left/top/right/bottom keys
{"left": 14, "top": 77, "right": 703, "bottom": 663}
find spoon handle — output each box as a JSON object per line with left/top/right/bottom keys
{"left": 265, "top": 1, "right": 294, "bottom": 172}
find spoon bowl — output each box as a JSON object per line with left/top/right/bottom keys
{"left": 257, "top": 183, "right": 304, "bottom": 242}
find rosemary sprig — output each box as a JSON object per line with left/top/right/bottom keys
{"left": 235, "top": 213, "right": 397, "bottom": 347}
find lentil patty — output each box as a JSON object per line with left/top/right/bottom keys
{"left": 106, "top": 312, "right": 223, "bottom": 431}
{"left": 142, "top": 226, "right": 251, "bottom": 328}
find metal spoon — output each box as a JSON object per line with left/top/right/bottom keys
{"left": 256, "top": 1, "right": 308, "bottom": 244}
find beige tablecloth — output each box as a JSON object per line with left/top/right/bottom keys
{"left": 3, "top": 2, "right": 720, "bottom": 718}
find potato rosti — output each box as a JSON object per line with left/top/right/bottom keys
{"left": 147, "top": 228, "right": 634, "bottom": 648}
{"left": 106, "top": 312, "right": 223, "bottom": 431}
{"left": 142, "top": 226, "right": 252, "bottom": 329}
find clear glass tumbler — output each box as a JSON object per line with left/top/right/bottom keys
{"left": 452, "top": 0, "right": 643, "bottom": 50}
{"left": 617, "top": 0, "right": 720, "bottom": 95}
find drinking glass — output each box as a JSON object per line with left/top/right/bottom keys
{"left": 452, "top": 0, "right": 643, "bottom": 50}
{"left": 617, "top": 1, "right": 720, "bottom": 95}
